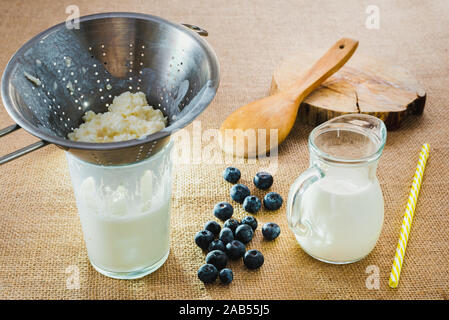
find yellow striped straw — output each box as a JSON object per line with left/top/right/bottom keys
{"left": 389, "top": 143, "right": 430, "bottom": 288}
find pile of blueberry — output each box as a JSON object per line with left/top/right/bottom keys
{"left": 225, "top": 168, "right": 283, "bottom": 213}
{"left": 194, "top": 167, "right": 282, "bottom": 284}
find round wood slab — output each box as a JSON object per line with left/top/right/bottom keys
{"left": 270, "top": 51, "right": 426, "bottom": 130}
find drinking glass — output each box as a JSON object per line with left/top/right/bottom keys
{"left": 66, "top": 141, "right": 173, "bottom": 279}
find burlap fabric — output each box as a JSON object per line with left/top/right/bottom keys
{"left": 0, "top": 0, "right": 448, "bottom": 299}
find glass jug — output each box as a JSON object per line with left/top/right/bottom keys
{"left": 287, "top": 114, "right": 387, "bottom": 264}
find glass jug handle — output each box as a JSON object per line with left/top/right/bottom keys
{"left": 286, "top": 165, "right": 324, "bottom": 237}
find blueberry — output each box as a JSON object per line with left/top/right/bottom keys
{"left": 223, "top": 167, "right": 241, "bottom": 184}
{"left": 262, "top": 222, "right": 281, "bottom": 240}
{"left": 230, "top": 184, "right": 250, "bottom": 204}
{"left": 204, "top": 221, "right": 221, "bottom": 237}
{"left": 197, "top": 264, "right": 218, "bottom": 283}
{"left": 235, "top": 223, "right": 254, "bottom": 244}
{"left": 242, "top": 195, "right": 261, "bottom": 214}
{"left": 253, "top": 172, "right": 273, "bottom": 190}
{"left": 263, "top": 192, "right": 283, "bottom": 210}
{"left": 240, "top": 216, "right": 258, "bottom": 231}
{"left": 213, "top": 202, "right": 234, "bottom": 221}
{"left": 219, "top": 227, "right": 234, "bottom": 244}
{"left": 208, "top": 239, "right": 226, "bottom": 252}
{"left": 223, "top": 218, "right": 240, "bottom": 234}
{"left": 243, "top": 249, "right": 264, "bottom": 269}
{"left": 225, "top": 240, "right": 246, "bottom": 260}
{"left": 206, "top": 250, "right": 228, "bottom": 270}
{"left": 195, "top": 230, "right": 214, "bottom": 250}
{"left": 219, "top": 268, "right": 234, "bottom": 284}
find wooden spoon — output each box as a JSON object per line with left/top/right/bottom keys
{"left": 219, "top": 38, "right": 359, "bottom": 157}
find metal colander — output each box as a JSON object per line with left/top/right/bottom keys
{"left": 1, "top": 12, "right": 219, "bottom": 165}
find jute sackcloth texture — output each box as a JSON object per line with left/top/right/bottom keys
{"left": 0, "top": 0, "right": 448, "bottom": 299}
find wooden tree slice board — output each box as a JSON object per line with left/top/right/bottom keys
{"left": 270, "top": 50, "right": 426, "bottom": 130}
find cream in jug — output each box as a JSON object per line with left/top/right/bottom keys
{"left": 287, "top": 114, "right": 387, "bottom": 264}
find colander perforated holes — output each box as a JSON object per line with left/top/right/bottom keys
{"left": 4, "top": 15, "right": 218, "bottom": 165}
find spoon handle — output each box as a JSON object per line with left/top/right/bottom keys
{"left": 286, "top": 38, "right": 359, "bottom": 104}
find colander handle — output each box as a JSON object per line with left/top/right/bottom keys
{"left": 182, "top": 24, "right": 208, "bottom": 36}
{"left": 0, "top": 124, "right": 49, "bottom": 165}
{"left": 0, "top": 124, "right": 20, "bottom": 137}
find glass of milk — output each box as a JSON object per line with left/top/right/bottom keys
{"left": 287, "top": 114, "right": 387, "bottom": 264}
{"left": 66, "top": 141, "right": 173, "bottom": 279}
